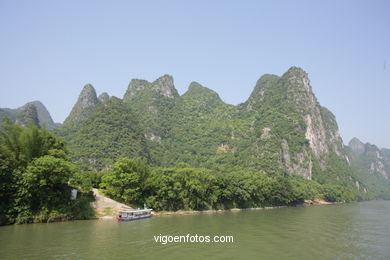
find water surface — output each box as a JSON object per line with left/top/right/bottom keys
{"left": 1, "top": 201, "right": 390, "bottom": 259}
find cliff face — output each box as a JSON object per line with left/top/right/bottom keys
{"left": 348, "top": 138, "right": 390, "bottom": 180}
{"left": 241, "top": 67, "right": 348, "bottom": 180}
{"left": 58, "top": 66, "right": 359, "bottom": 195}
{"left": 15, "top": 103, "right": 40, "bottom": 127}
{"left": 381, "top": 148, "right": 390, "bottom": 164}
{"left": 123, "top": 75, "right": 179, "bottom": 102}
{"left": 347, "top": 138, "right": 390, "bottom": 198}
{"left": 63, "top": 84, "right": 100, "bottom": 125}
{"left": 281, "top": 67, "right": 344, "bottom": 159}
{"left": 0, "top": 100, "right": 57, "bottom": 129}
{"left": 98, "top": 92, "right": 110, "bottom": 103}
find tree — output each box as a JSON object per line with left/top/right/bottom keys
{"left": 0, "top": 121, "right": 94, "bottom": 225}
{"left": 20, "top": 155, "right": 75, "bottom": 213}
{"left": 100, "top": 157, "right": 150, "bottom": 205}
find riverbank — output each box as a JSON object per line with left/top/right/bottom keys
{"left": 91, "top": 188, "right": 337, "bottom": 219}
{"left": 151, "top": 200, "right": 336, "bottom": 217}
{"left": 91, "top": 189, "right": 132, "bottom": 219}
{"left": 304, "top": 199, "right": 337, "bottom": 205}
{"left": 151, "top": 206, "right": 286, "bottom": 217}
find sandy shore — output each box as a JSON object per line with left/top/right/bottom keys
{"left": 91, "top": 188, "right": 336, "bottom": 219}
{"left": 304, "top": 199, "right": 336, "bottom": 205}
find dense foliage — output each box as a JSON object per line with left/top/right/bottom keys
{"left": 349, "top": 146, "right": 390, "bottom": 200}
{"left": 54, "top": 67, "right": 372, "bottom": 203}
{"left": 98, "top": 157, "right": 360, "bottom": 212}
{"left": 56, "top": 97, "right": 150, "bottom": 170}
{"left": 0, "top": 120, "right": 95, "bottom": 225}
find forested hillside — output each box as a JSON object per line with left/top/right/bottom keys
{"left": 54, "top": 67, "right": 370, "bottom": 203}
{"left": 348, "top": 138, "right": 390, "bottom": 199}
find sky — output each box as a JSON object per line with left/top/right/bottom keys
{"left": 0, "top": 0, "right": 389, "bottom": 147}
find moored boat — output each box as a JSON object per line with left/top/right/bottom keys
{"left": 117, "top": 208, "right": 152, "bottom": 221}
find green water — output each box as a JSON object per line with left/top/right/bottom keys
{"left": 1, "top": 201, "right": 390, "bottom": 259}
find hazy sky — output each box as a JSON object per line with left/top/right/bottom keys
{"left": 0, "top": 1, "right": 389, "bottom": 147}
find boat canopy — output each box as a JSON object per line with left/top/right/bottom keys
{"left": 119, "top": 209, "right": 152, "bottom": 215}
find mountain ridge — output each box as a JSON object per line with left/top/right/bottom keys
{"left": 0, "top": 100, "right": 57, "bottom": 129}
{"left": 56, "top": 66, "right": 367, "bottom": 202}
{"left": 347, "top": 137, "right": 390, "bottom": 198}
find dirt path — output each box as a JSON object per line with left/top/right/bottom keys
{"left": 90, "top": 188, "right": 133, "bottom": 219}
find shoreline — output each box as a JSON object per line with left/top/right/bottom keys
{"left": 151, "top": 206, "right": 286, "bottom": 217}
{"left": 149, "top": 200, "right": 336, "bottom": 217}
{"left": 91, "top": 189, "right": 338, "bottom": 220}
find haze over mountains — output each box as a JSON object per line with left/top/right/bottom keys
{"left": 0, "top": 100, "right": 57, "bottom": 130}
{"left": 1, "top": 67, "right": 390, "bottom": 199}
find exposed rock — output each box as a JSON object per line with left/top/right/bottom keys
{"left": 217, "top": 144, "right": 231, "bottom": 152}
{"left": 123, "top": 75, "right": 179, "bottom": 102}
{"left": 348, "top": 138, "right": 365, "bottom": 155}
{"left": 0, "top": 100, "right": 57, "bottom": 129}
{"left": 20, "top": 101, "right": 56, "bottom": 129}
{"left": 58, "top": 66, "right": 355, "bottom": 185}
{"left": 64, "top": 84, "right": 100, "bottom": 125}
{"left": 260, "top": 127, "right": 271, "bottom": 139}
{"left": 283, "top": 67, "right": 330, "bottom": 157}
{"left": 15, "top": 103, "right": 40, "bottom": 127}
{"left": 152, "top": 75, "right": 178, "bottom": 98}
{"left": 145, "top": 132, "right": 161, "bottom": 142}
{"left": 281, "top": 139, "right": 312, "bottom": 179}
{"left": 348, "top": 138, "right": 390, "bottom": 180}
{"left": 98, "top": 92, "right": 110, "bottom": 103}
{"left": 381, "top": 148, "right": 390, "bottom": 161}
{"left": 244, "top": 66, "right": 348, "bottom": 178}
{"left": 123, "top": 79, "right": 151, "bottom": 101}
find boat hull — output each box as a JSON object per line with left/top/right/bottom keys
{"left": 117, "top": 214, "right": 152, "bottom": 221}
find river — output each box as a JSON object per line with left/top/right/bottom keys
{"left": 1, "top": 201, "right": 390, "bottom": 259}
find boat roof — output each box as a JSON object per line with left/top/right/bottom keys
{"left": 119, "top": 208, "right": 152, "bottom": 213}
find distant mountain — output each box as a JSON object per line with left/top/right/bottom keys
{"left": 98, "top": 92, "right": 110, "bottom": 103}
{"left": 15, "top": 103, "right": 40, "bottom": 127}
{"left": 56, "top": 96, "right": 148, "bottom": 170}
{"left": 56, "top": 66, "right": 367, "bottom": 201}
{"left": 348, "top": 138, "right": 390, "bottom": 199}
{"left": 0, "top": 100, "right": 57, "bottom": 130}
{"left": 63, "top": 84, "right": 100, "bottom": 125}
{"left": 381, "top": 148, "right": 390, "bottom": 163}
{"left": 348, "top": 138, "right": 389, "bottom": 179}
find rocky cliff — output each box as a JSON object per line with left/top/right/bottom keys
{"left": 123, "top": 75, "right": 179, "bottom": 102}
{"left": 63, "top": 84, "right": 100, "bottom": 125}
{"left": 0, "top": 100, "right": 57, "bottom": 129}
{"left": 348, "top": 138, "right": 390, "bottom": 180}
{"left": 57, "top": 66, "right": 359, "bottom": 195}
{"left": 15, "top": 103, "right": 40, "bottom": 127}
{"left": 240, "top": 67, "right": 348, "bottom": 180}
{"left": 347, "top": 138, "right": 390, "bottom": 198}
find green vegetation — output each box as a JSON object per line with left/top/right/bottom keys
{"left": 3, "top": 67, "right": 386, "bottom": 225}
{"left": 348, "top": 143, "right": 390, "bottom": 200}
{"left": 0, "top": 119, "right": 95, "bottom": 225}
{"left": 54, "top": 67, "right": 372, "bottom": 207}
{"left": 1, "top": 101, "right": 57, "bottom": 130}
{"left": 56, "top": 97, "right": 149, "bottom": 170}
{"left": 98, "top": 157, "right": 361, "bottom": 212}
{"left": 15, "top": 104, "right": 40, "bottom": 127}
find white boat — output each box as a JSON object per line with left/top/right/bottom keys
{"left": 117, "top": 208, "right": 152, "bottom": 221}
